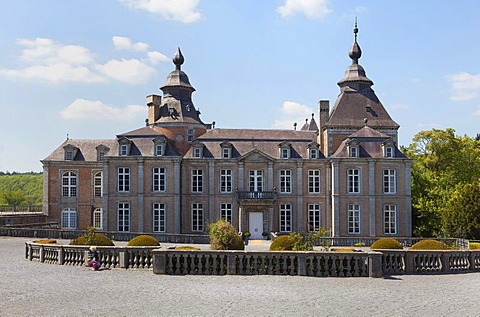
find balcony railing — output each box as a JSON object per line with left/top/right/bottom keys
{"left": 236, "top": 191, "right": 277, "bottom": 200}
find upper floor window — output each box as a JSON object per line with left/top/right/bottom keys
{"left": 384, "top": 204, "right": 397, "bottom": 234}
{"left": 191, "top": 169, "right": 204, "bottom": 193}
{"left": 220, "top": 169, "right": 233, "bottom": 193}
{"left": 65, "top": 151, "right": 73, "bottom": 161}
{"left": 308, "top": 204, "right": 321, "bottom": 232}
{"left": 153, "top": 202, "right": 166, "bottom": 232}
{"left": 62, "top": 171, "right": 77, "bottom": 197}
{"left": 308, "top": 170, "right": 321, "bottom": 193}
{"left": 310, "top": 149, "right": 318, "bottom": 159}
{"left": 249, "top": 170, "right": 263, "bottom": 192}
{"left": 152, "top": 167, "right": 166, "bottom": 192}
{"left": 187, "top": 128, "right": 194, "bottom": 143}
{"left": 118, "top": 202, "right": 130, "bottom": 232}
{"left": 279, "top": 204, "right": 292, "bottom": 232}
{"left": 347, "top": 169, "right": 360, "bottom": 194}
{"left": 220, "top": 203, "right": 233, "bottom": 223}
{"left": 94, "top": 171, "right": 103, "bottom": 197}
{"left": 193, "top": 147, "right": 202, "bottom": 158}
{"left": 279, "top": 170, "right": 292, "bottom": 193}
{"left": 156, "top": 144, "right": 164, "bottom": 156}
{"left": 191, "top": 203, "right": 204, "bottom": 232}
{"left": 347, "top": 204, "right": 360, "bottom": 234}
{"left": 117, "top": 167, "right": 130, "bottom": 192}
{"left": 384, "top": 147, "right": 394, "bottom": 158}
{"left": 98, "top": 151, "right": 105, "bottom": 161}
{"left": 154, "top": 136, "right": 166, "bottom": 156}
{"left": 349, "top": 146, "right": 359, "bottom": 158}
{"left": 93, "top": 208, "right": 103, "bottom": 229}
{"left": 222, "top": 147, "right": 231, "bottom": 158}
{"left": 383, "top": 169, "right": 396, "bottom": 194}
{"left": 62, "top": 208, "right": 77, "bottom": 229}
{"left": 120, "top": 144, "right": 128, "bottom": 156}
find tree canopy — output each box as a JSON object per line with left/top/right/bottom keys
{"left": 0, "top": 172, "right": 42, "bottom": 205}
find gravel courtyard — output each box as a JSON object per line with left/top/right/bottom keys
{"left": 1, "top": 237, "right": 480, "bottom": 317}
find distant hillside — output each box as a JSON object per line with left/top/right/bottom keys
{"left": 0, "top": 172, "right": 43, "bottom": 205}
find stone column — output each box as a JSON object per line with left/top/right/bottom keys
{"left": 267, "top": 162, "right": 274, "bottom": 191}
{"left": 42, "top": 164, "right": 49, "bottom": 215}
{"left": 137, "top": 159, "right": 144, "bottom": 232}
{"left": 331, "top": 161, "right": 340, "bottom": 236}
{"left": 102, "top": 160, "right": 109, "bottom": 231}
{"left": 173, "top": 160, "right": 181, "bottom": 234}
{"left": 238, "top": 206, "right": 242, "bottom": 232}
{"left": 405, "top": 161, "right": 412, "bottom": 236}
{"left": 296, "top": 161, "right": 303, "bottom": 232}
{"left": 209, "top": 161, "right": 215, "bottom": 223}
{"left": 238, "top": 162, "right": 244, "bottom": 191}
{"left": 325, "top": 163, "right": 331, "bottom": 231}
{"left": 369, "top": 160, "right": 376, "bottom": 237}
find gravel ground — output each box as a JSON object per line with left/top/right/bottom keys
{"left": 1, "top": 237, "right": 480, "bottom": 317}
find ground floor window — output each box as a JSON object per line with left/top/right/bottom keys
{"left": 220, "top": 203, "right": 233, "bottom": 223}
{"left": 93, "top": 208, "right": 103, "bottom": 229}
{"left": 279, "top": 204, "right": 292, "bottom": 232}
{"left": 62, "top": 208, "right": 77, "bottom": 229}
{"left": 118, "top": 202, "right": 130, "bottom": 232}
{"left": 347, "top": 204, "right": 360, "bottom": 234}
{"left": 192, "top": 203, "right": 204, "bottom": 232}
{"left": 153, "top": 203, "right": 166, "bottom": 232}
{"left": 384, "top": 204, "right": 397, "bottom": 234}
{"left": 308, "top": 204, "right": 321, "bottom": 232}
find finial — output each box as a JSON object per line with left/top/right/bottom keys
{"left": 364, "top": 118, "right": 368, "bottom": 126}
{"left": 66, "top": 133, "right": 69, "bottom": 140}
{"left": 349, "top": 18, "right": 362, "bottom": 64}
{"left": 293, "top": 122, "right": 297, "bottom": 130}
{"left": 311, "top": 113, "right": 315, "bottom": 118}
{"left": 305, "top": 118, "right": 308, "bottom": 123}
{"left": 173, "top": 47, "right": 184, "bottom": 71}
{"left": 354, "top": 17, "right": 358, "bottom": 42}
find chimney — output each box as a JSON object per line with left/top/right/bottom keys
{"left": 146, "top": 95, "right": 162, "bottom": 125}
{"left": 318, "top": 100, "right": 329, "bottom": 150}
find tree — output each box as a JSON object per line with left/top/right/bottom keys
{"left": 209, "top": 219, "right": 244, "bottom": 250}
{"left": 443, "top": 182, "right": 480, "bottom": 239}
{"left": 0, "top": 189, "right": 26, "bottom": 206}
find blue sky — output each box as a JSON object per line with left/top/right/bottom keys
{"left": 1, "top": 0, "right": 479, "bottom": 172}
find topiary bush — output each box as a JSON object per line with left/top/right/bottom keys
{"left": 270, "top": 235, "right": 295, "bottom": 251}
{"left": 127, "top": 235, "right": 160, "bottom": 247}
{"left": 33, "top": 239, "right": 58, "bottom": 244}
{"left": 175, "top": 246, "right": 201, "bottom": 251}
{"left": 209, "top": 219, "right": 244, "bottom": 250}
{"left": 69, "top": 233, "right": 114, "bottom": 246}
{"left": 370, "top": 238, "right": 403, "bottom": 250}
{"left": 410, "top": 239, "right": 448, "bottom": 250}
{"left": 469, "top": 242, "right": 480, "bottom": 250}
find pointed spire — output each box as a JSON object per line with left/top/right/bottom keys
{"left": 173, "top": 47, "right": 184, "bottom": 71}
{"left": 349, "top": 19, "right": 362, "bottom": 64}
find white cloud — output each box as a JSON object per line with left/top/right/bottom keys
{"left": 272, "top": 101, "right": 315, "bottom": 129}
{"left": 277, "top": 0, "right": 332, "bottom": 19}
{"left": 474, "top": 107, "right": 480, "bottom": 117}
{"left": 119, "top": 0, "right": 202, "bottom": 23}
{"left": 96, "top": 58, "right": 155, "bottom": 84}
{"left": 447, "top": 72, "right": 480, "bottom": 101}
{"left": 112, "top": 36, "right": 149, "bottom": 51}
{"left": 60, "top": 99, "right": 145, "bottom": 121}
{"left": 0, "top": 37, "right": 168, "bottom": 84}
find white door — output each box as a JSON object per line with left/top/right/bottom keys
{"left": 249, "top": 212, "right": 263, "bottom": 239}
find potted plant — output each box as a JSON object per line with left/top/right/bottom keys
{"left": 262, "top": 232, "right": 269, "bottom": 240}
{"left": 243, "top": 231, "right": 251, "bottom": 245}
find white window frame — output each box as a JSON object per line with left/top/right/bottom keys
{"left": 220, "top": 203, "right": 233, "bottom": 223}
{"left": 187, "top": 128, "right": 194, "bottom": 143}
{"left": 120, "top": 144, "right": 128, "bottom": 156}
{"left": 349, "top": 146, "right": 359, "bottom": 158}
{"left": 191, "top": 203, "right": 204, "bottom": 232}
{"left": 61, "top": 208, "right": 77, "bottom": 229}
{"left": 279, "top": 204, "right": 292, "bottom": 232}
{"left": 152, "top": 167, "right": 167, "bottom": 192}
{"left": 219, "top": 169, "right": 233, "bottom": 193}
{"left": 308, "top": 204, "right": 321, "bottom": 232}
{"left": 383, "top": 169, "right": 397, "bottom": 194}
{"left": 279, "top": 169, "right": 292, "bottom": 193}
{"left": 65, "top": 151, "right": 73, "bottom": 161}
{"left": 222, "top": 147, "right": 231, "bottom": 159}
{"left": 94, "top": 171, "right": 103, "bottom": 197}
{"left": 155, "top": 144, "right": 164, "bottom": 156}
{"left": 384, "top": 204, "right": 397, "bottom": 234}
{"left": 93, "top": 208, "right": 103, "bottom": 229}
{"left": 98, "top": 151, "right": 105, "bottom": 161}
{"left": 347, "top": 169, "right": 360, "bottom": 194}
{"left": 191, "top": 169, "right": 204, "bottom": 193}
{"left": 309, "top": 148, "right": 318, "bottom": 159}
{"left": 153, "top": 202, "right": 166, "bottom": 232}
{"left": 384, "top": 146, "right": 394, "bottom": 158}
{"left": 118, "top": 202, "right": 130, "bottom": 232}
{"left": 308, "top": 170, "right": 321, "bottom": 193}
{"left": 117, "top": 167, "right": 130, "bottom": 192}
{"left": 347, "top": 204, "right": 360, "bottom": 234}
{"left": 249, "top": 170, "right": 263, "bottom": 192}
{"left": 281, "top": 148, "right": 290, "bottom": 159}
{"left": 193, "top": 147, "right": 202, "bottom": 158}
{"left": 62, "top": 171, "right": 77, "bottom": 197}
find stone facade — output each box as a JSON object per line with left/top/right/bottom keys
{"left": 42, "top": 31, "right": 412, "bottom": 238}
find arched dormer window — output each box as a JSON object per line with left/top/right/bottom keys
{"left": 382, "top": 140, "right": 395, "bottom": 158}
{"left": 63, "top": 144, "right": 79, "bottom": 161}
{"left": 95, "top": 144, "right": 110, "bottom": 162}
{"left": 307, "top": 142, "right": 320, "bottom": 159}
{"left": 220, "top": 141, "right": 232, "bottom": 159}
{"left": 153, "top": 136, "right": 167, "bottom": 157}
{"left": 278, "top": 141, "right": 291, "bottom": 159}
{"left": 347, "top": 139, "right": 360, "bottom": 158}
{"left": 117, "top": 137, "right": 131, "bottom": 156}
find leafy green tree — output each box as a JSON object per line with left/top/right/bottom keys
{"left": 0, "top": 172, "right": 42, "bottom": 205}
{"left": 443, "top": 182, "right": 480, "bottom": 239}
{"left": 0, "top": 189, "right": 26, "bottom": 206}
{"left": 209, "top": 219, "right": 244, "bottom": 250}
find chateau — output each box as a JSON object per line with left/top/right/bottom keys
{"left": 42, "top": 27, "right": 412, "bottom": 239}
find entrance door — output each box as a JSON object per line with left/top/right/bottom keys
{"left": 249, "top": 212, "right": 263, "bottom": 239}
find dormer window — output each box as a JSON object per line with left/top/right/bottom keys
{"left": 98, "top": 151, "right": 105, "bottom": 161}
{"left": 278, "top": 141, "right": 291, "bottom": 159}
{"left": 307, "top": 142, "right": 320, "bottom": 160}
{"left": 193, "top": 147, "right": 202, "bottom": 158}
{"left": 310, "top": 149, "right": 318, "bottom": 159}
{"left": 222, "top": 147, "right": 230, "bottom": 158}
{"left": 349, "top": 146, "right": 359, "bottom": 158}
{"left": 385, "top": 146, "right": 394, "bottom": 158}
{"left": 382, "top": 139, "right": 396, "bottom": 158}
{"left": 63, "top": 144, "right": 78, "bottom": 161}
{"left": 117, "top": 137, "right": 131, "bottom": 156}
{"left": 156, "top": 144, "right": 163, "bottom": 156}
{"left": 65, "top": 151, "right": 73, "bottom": 161}
{"left": 120, "top": 144, "right": 128, "bottom": 156}
{"left": 153, "top": 136, "right": 167, "bottom": 157}
{"left": 96, "top": 144, "right": 110, "bottom": 162}
{"left": 220, "top": 141, "right": 233, "bottom": 159}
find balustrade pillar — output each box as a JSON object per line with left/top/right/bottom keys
{"left": 297, "top": 254, "right": 306, "bottom": 276}
{"left": 39, "top": 245, "right": 45, "bottom": 263}
{"left": 405, "top": 252, "right": 415, "bottom": 274}
{"left": 441, "top": 252, "right": 450, "bottom": 273}
{"left": 120, "top": 249, "right": 129, "bottom": 269}
{"left": 153, "top": 251, "right": 167, "bottom": 274}
{"left": 469, "top": 251, "right": 476, "bottom": 270}
{"left": 58, "top": 247, "right": 64, "bottom": 265}
{"left": 368, "top": 252, "right": 383, "bottom": 278}
{"left": 227, "top": 254, "right": 236, "bottom": 275}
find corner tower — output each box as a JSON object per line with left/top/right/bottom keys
{"left": 321, "top": 23, "right": 399, "bottom": 155}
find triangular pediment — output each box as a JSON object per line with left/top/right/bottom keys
{"left": 239, "top": 149, "right": 274, "bottom": 162}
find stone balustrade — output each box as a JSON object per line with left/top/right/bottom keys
{"left": 25, "top": 242, "right": 157, "bottom": 269}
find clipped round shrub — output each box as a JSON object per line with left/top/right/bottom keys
{"left": 209, "top": 219, "right": 244, "bottom": 250}
{"left": 410, "top": 239, "right": 448, "bottom": 250}
{"left": 270, "top": 235, "right": 295, "bottom": 251}
{"left": 33, "top": 239, "right": 58, "bottom": 244}
{"left": 469, "top": 242, "right": 480, "bottom": 250}
{"left": 229, "top": 234, "right": 245, "bottom": 250}
{"left": 69, "top": 233, "right": 114, "bottom": 246}
{"left": 127, "top": 235, "right": 160, "bottom": 247}
{"left": 370, "top": 238, "right": 403, "bottom": 250}
{"left": 175, "top": 246, "right": 201, "bottom": 251}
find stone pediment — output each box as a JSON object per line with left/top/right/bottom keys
{"left": 239, "top": 149, "right": 274, "bottom": 162}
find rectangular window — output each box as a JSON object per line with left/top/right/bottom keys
{"left": 220, "top": 169, "right": 233, "bottom": 193}
{"left": 155, "top": 144, "right": 163, "bottom": 156}
{"left": 222, "top": 148, "right": 230, "bottom": 158}
{"left": 118, "top": 202, "right": 130, "bottom": 232}
{"left": 385, "top": 147, "right": 394, "bottom": 158}
{"left": 249, "top": 170, "right": 263, "bottom": 192}
{"left": 191, "top": 169, "right": 203, "bottom": 193}
{"left": 187, "top": 128, "right": 194, "bottom": 142}
{"left": 308, "top": 204, "right": 321, "bottom": 232}
{"left": 93, "top": 208, "right": 103, "bottom": 229}
{"left": 279, "top": 170, "right": 292, "bottom": 193}
{"left": 220, "top": 203, "right": 233, "bottom": 223}
{"left": 152, "top": 167, "right": 166, "bottom": 192}
{"left": 192, "top": 203, "right": 204, "bottom": 231}
{"left": 279, "top": 204, "right": 292, "bottom": 232}
{"left": 347, "top": 204, "right": 360, "bottom": 234}
{"left": 383, "top": 169, "right": 396, "bottom": 194}
{"left": 153, "top": 203, "right": 166, "bottom": 232}
{"left": 65, "top": 151, "right": 73, "bottom": 161}
{"left": 349, "top": 146, "right": 359, "bottom": 157}
{"left": 281, "top": 148, "right": 289, "bottom": 159}
{"left": 193, "top": 147, "right": 202, "bottom": 158}
{"left": 120, "top": 144, "right": 128, "bottom": 156}
{"left": 94, "top": 171, "right": 103, "bottom": 197}
{"left": 310, "top": 149, "right": 318, "bottom": 159}
{"left": 62, "top": 208, "right": 77, "bottom": 229}
{"left": 118, "top": 167, "right": 130, "bottom": 192}
{"left": 62, "top": 171, "right": 77, "bottom": 197}
{"left": 98, "top": 151, "right": 105, "bottom": 161}
{"left": 384, "top": 204, "right": 397, "bottom": 234}
{"left": 347, "top": 169, "right": 360, "bottom": 193}
{"left": 308, "top": 170, "right": 321, "bottom": 193}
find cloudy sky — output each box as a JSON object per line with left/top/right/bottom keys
{"left": 1, "top": 0, "right": 479, "bottom": 172}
